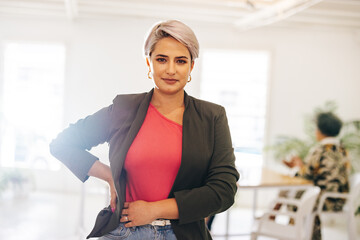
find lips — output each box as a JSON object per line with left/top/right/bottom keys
{"left": 162, "top": 78, "right": 178, "bottom": 84}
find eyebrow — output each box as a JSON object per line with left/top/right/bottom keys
{"left": 155, "top": 54, "right": 189, "bottom": 59}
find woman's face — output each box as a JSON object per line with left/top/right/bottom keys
{"left": 147, "top": 37, "right": 194, "bottom": 96}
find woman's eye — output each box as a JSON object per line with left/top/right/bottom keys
{"left": 177, "top": 59, "right": 187, "bottom": 64}
{"left": 156, "top": 58, "right": 166, "bottom": 63}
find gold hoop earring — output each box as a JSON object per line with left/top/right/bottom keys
{"left": 187, "top": 75, "right": 192, "bottom": 83}
{"left": 148, "top": 70, "right": 152, "bottom": 79}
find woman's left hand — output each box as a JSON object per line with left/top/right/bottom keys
{"left": 120, "top": 201, "right": 157, "bottom": 227}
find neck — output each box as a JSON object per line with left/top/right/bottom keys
{"left": 318, "top": 136, "right": 326, "bottom": 141}
{"left": 317, "top": 134, "right": 327, "bottom": 141}
{"left": 151, "top": 88, "right": 185, "bottom": 109}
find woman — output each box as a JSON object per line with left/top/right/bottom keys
{"left": 50, "top": 20, "right": 239, "bottom": 240}
{"left": 282, "top": 112, "right": 350, "bottom": 240}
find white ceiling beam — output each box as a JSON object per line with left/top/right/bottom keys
{"left": 0, "top": 6, "right": 65, "bottom": 17}
{"left": 78, "top": 5, "right": 241, "bottom": 24}
{"left": 64, "top": 0, "right": 78, "bottom": 20}
{"left": 77, "top": 1, "right": 248, "bottom": 19}
{"left": 0, "top": 0, "right": 63, "bottom": 10}
{"left": 79, "top": 0, "right": 249, "bottom": 15}
{"left": 287, "top": 15, "right": 360, "bottom": 27}
{"left": 84, "top": 0, "right": 249, "bottom": 9}
{"left": 234, "top": 0, "right": 323, "bottom": 30}
{"left": 325, "top": 0, "right": 360, "bottom": 5}
{"left": 301, "top": 8, "right": 360, "bottom": 18}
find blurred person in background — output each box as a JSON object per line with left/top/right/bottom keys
{"left": 282, "top": 112, "right": 350, "bottom": 240}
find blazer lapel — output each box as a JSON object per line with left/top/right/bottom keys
{"left": 112, "top": 89, "right": 154, "bottom": 187}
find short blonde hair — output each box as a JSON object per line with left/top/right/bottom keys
{"left": 144, "top": 20, "right": 199, "bottom": 61}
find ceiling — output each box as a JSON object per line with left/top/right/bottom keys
{"left": 0, "top": 0, "right": 359, "bottom": 30}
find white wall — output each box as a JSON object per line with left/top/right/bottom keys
{"left": 1, "top": 16, "right": 360, "bottom": 196}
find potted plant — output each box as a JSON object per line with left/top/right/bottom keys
{"left": 0, "top": 168, "right": 32, "bottom": 199}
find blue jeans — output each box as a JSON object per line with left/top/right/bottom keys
{"left": 98, "top": 223, "right": 177, "bottom": 240}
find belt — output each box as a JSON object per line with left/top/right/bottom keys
{"left": 150, "top": 219, "right": 171, "bottom": 226}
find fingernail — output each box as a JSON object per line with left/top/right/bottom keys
{"left": 111, "top": 207, "right": 115, "bottom": 212}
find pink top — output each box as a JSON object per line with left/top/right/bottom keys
{"left": 124, "top": 103, "right": 182, "bottom": 202}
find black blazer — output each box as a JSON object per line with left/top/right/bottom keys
{"left": 50, "top": 89, "right": 239, "bottom": 240}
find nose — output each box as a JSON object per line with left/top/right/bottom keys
{"left": 166, "top": 62, "right": 176, "bottom": 75}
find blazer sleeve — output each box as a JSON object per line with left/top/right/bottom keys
{"left": 49, "top": 105, "right": 113, "bottom": 182}
{"left": 174, "top": 107, "right": 240, "bottom": 225}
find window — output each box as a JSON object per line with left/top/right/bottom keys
{"left": 200, "top": 49, "right": 270, "bottom": 167}
{"left": 0, "top": 42, "right": 65, "bottom": 170}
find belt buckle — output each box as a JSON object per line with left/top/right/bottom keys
{"left": 151, "top": 219, "right": 168, "bottom": 226}
{"left": 158, "top": 220, "right": 166, "bottom": 226}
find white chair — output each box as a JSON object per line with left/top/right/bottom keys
{"left": 251, "top": 186, "right": 320, "bottom": 240}
{"left": 317, "top": 173, "right": 360, "bottom": 240}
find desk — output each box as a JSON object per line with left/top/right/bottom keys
{"left": 215, "top": 167, "right": 313, "bottom": 239}
{"left": 238, "top": 167, "right": 313, "bottom": 188}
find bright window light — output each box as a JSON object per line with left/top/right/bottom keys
{"left": 0, "top": 42, "right": 65, "bottom": 170}
{"left": 200, "top": 49, "right": 270, "bottom": 168}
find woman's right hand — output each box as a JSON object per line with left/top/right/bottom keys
{"left": 88, "top": 160, "right": 118, "bottom": 212}
{"left": 109, "top": 180, "right": 117, "bottom": 212}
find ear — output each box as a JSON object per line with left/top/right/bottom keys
{"left": 146, "top": 58, "right": 150, "bottom": 68}
{"left": 190, "top": 60, "right": 195, "bottom": 72}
